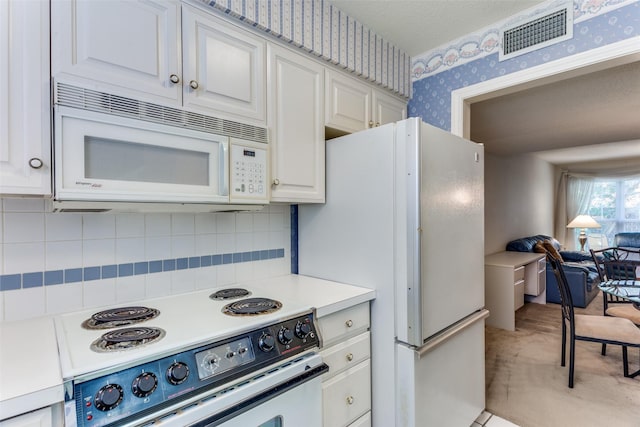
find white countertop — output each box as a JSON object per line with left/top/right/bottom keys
{"left": 0, "top": 316, "right": 64, "bottom": 420}
{"left": 0, "top": 274, "right": 374, "bottom": 420}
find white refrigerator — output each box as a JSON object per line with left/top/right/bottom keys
{"left": 298, "top": 117, "right": 489, "bottom": 427}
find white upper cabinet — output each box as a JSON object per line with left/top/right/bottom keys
{"left": 51, "top": 0, "right": 266, "bottom": 125}
{"left": 182, "top": 5, "right": 266, "bottom": 124}
{"left": 51, "top": 0, "right": 181, "bottom": 105}
{"left": 325, "top": 70, "right": 406, "bottom": 134}
{"left": 267, "top": 44, "right": 325, "bottom": 203}
{"left": 0, "top": 0, "right": 52, "bottom": 195}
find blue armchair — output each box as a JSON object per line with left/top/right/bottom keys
{"left": 615, "top": 232, "right": 640, "bottom": 249}
{"left": 505, "top": 235, "right": 600, "bottom": 308}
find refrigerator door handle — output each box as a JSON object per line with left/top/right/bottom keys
{"left": 414, "top": 309, "right": 489, "bottom": 359}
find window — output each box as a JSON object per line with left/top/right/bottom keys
{"left": 587, "top": 178, "right": 640, "bottom": 245}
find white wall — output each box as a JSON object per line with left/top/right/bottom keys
{"left": 0, "top": 198, "right": 292, "bottom": 322}
{"left": 484, "top": 154, "right": 556, "bottom": 255}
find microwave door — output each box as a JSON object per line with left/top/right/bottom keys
{"left": 54, "top": 107, "right": 229, "bottom": 204}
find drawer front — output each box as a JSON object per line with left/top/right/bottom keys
{"left": 322, "top": 359, "right": 371, "bottom": 427}
{"left": 348, "top": 411, "right": 371, "bottom": 427}
{"left": 321, "top": 332, "right": 370, "bottom": 380}
{"left": 513, "top": 266, "right": 525, "bottom": 283}
{"left": 514, "top": 280, "right": 525, "bottom": 310}
{"left": 318, "top": 303, "right": 370, "bottom": 347}
{"left": 537, "top": 257, "right": 546, "bottom": 272}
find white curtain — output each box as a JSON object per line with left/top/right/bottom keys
{"left": 564, "top": 176, "right": 595, "bottom": 250}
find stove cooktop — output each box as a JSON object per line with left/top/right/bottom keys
{"left": 54, "top": 284, "right": 313, "bottom": 379}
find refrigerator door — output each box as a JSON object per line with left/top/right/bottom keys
{"left": 395, "top": 119, "right": 485, "bottom": 345}
{"left": 395, "top": 310, "right": 487, "bottom": 427}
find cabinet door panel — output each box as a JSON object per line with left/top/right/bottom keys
{"left": 183, "top": 5, "right": 265, "bottom": 124}
{"left": 372, "top": 89, "right": 406, "bottom": 127}
{"left": 325, "top": 71, "right": 370, "bottom": 133}
{"left": 268, "top": 44, "right": 324, "bottom": 202}
{"left": 0, "top": 0, "right": 51, "bottom": 195}
{"left": 0, "top": 407, "right": 52, "bottom": 427}
{"left": 51, "top": 0, "right": 180, "bottom": 104}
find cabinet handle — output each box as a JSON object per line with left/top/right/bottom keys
{"left": 375, "top": 122, "right": 380, "bottom": 127}
{"left": 189, "top": 80, "right": 199, "bottom": 90}
{"left": 272, "top": 178, "right": 280, "bottom": 186}
{"left": 345, "top": 319, "right": 353, "bottom": 328}
{"left": 169, "top": 74, "right": 180, "bottom": 84}
{"left": 368, "top": 120, "right": 374, "bottom": 128}
{"left": 346, "top": 353, "right": 354, "bottom": 362}
{"left": 28, "top": 158, "right": 43, "bottom": 169}
{"left": 346, "top": 396, "right": 354, "bottom": 405}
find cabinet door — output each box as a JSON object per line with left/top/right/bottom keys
{"left": 267, "top": 44, "right": 324, "bottom": 202}
{"left": 372, "top": 89, "right": 407, "bottom": 127}
{"left": 0, "top": 0, "right": 51, "bottom": 195}
{"left": 182, "top": 4, "right": 266, "bottom": 125}
{"left": 325, "top": 70, "right": 371, "bottom": 134}
{"left": 51, "top": 0, "right": 181, "bottom": 105}
{"left": 0, "top": 407, "right": 52, "bottom": 427}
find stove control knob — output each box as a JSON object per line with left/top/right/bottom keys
{"left": 295, "top": 321, "right": 312, "bottom": 339}
{"left": 94, "top": 384, "right": 123, "bottom": 411}
{"left": 278, "top": 327, "right": 294, "bottom": 345}
{"left": 132, "top": 372, "right": 158, "bottom": 398}
{"left": 166, "top": 362, "right": 190, "bottom": 385}
{"left": 259, "top": 333, "right": 275, "bottom": 352}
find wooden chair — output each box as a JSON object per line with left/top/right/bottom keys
{"left": 547, "top": 255, "right": 640, "bottom": 387}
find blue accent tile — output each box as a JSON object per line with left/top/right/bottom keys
{"left": 149, "top": 260, "right": 163, "bottom": 273}
{"left": 242, "top": 252, "right": 252, "bottom": 262}
{"left": 223, "top": 254, "right": 233, "bottom": 264}
{"left": 233, "top": 253, "right": 243, "bottom": 263}
{"left": 102, "top": 265, "right": 117, "bottom": 279}
{"left": 23, "top": 272, "right": 43, "bottom": 288}
{"left": 269, "top": 249, "right": 278, "bottom": 259}
{"left": 118, "top": 264, "right": 134, "bottom": 277}
{"left": 252, "top": 251, "right": 260, "bottom": 261}
{"left": 1, "top": 274, "right": 23, "bottom": 291}
{"left": 83, "top": 267, "right": 101, "bottom": 281}
{"left": 213, "top": 255, "right": 223, "bottom": 265}
{"left": 65, "top": 268, "right": 83, "bottom": 283}
{"left": 260, "top": 250, "right": 269, "bottom": 259}
{"left": 134, "top": 262, "right": 149, "bottom": 275}
{"left": 0, "top": 274, "right": 21, "bottom": 291}
{"left": 177, "top": 258, "right": 189, "bottom": 270}
{"left": 277, "top": 248, "right": 285, "bottom": 258}
{"left": 163, "top": 259, "right": 176, "bottom": 272}
{"left": 45, "top": 270, "right": 64, "bottom": 286}
{"left": 201, "top": 255, "right": 212, "bottom": 267}
{"left": 189, "top": 257, "right": 201, "bottom": 269}
{"left": 291, "top": 205, "right": 298, "bottom": 274}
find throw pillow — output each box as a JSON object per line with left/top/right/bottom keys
{"left": 542, "top": 239, "right": 564, "bottom": 262}
{"left": 533, "top": 240, "right": 546, "bottom": 254}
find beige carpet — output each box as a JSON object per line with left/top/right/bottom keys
{"left": 485, "top": 294, "right": 640, "bottom": 427}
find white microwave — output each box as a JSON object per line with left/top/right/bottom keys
{"left": 52, "top": 105, "right": 269, "bottom": 212}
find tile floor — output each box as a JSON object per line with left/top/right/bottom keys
{"left": 472, "top": 411, "right": 519, "bottom": 427}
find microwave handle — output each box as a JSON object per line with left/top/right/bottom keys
{"left": 220, "top": 141, "right": 229, "bottom": 196}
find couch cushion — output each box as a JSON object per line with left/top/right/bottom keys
{"left": 506, "top": 235, "right": 560, "bottom": 252}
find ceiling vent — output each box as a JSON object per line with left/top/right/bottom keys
{"left": 499, "top": 3, "right": 573, "bottom": 61}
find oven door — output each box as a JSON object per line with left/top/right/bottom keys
{"left": 138, "top": 353, "right": 328, "bottom": 427}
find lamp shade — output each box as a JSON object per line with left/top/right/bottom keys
{"left": 566, "top": 215, "right": 601, "bottom": 229}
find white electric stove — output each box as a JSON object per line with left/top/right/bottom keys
{"left": 54, "top": 282, "right": 327, "bottom": 427}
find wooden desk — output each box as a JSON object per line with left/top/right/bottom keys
{"left": 484, "top": 251, "right": 546, "bottom": 331}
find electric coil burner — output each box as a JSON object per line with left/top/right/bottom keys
{"left": 90, "top": 327, "right": 166, "bottom": 353}
{"left": 222, "top": 297, "right": 282, "bottom": 316}
{"left": 82, "top": 306, "right": 160, "bottom": 330}
{"left": 209, "top": 287, "right": 251, "bottom": 300}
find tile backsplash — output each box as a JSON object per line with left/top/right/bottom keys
{"left": 0, "top": 198, "right": 291, "bottom": 322}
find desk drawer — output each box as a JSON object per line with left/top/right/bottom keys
{"left": 514, "top": 279, "right": 525, "bottom": 310}
{"left": 514, "top": 266, "right": 525, "bottom": 283}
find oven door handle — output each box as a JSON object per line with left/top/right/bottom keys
{"left": 188, "top": 362, "right": 329, "bottom": 427}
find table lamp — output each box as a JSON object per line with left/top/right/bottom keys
{"left": 566, "top": 215, "right": 601, "bottom": 252}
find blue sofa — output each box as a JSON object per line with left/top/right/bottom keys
{"left": 505, "top": 234, "right": 600, "bottom": 308}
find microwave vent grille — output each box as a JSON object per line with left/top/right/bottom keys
{"left": 55, "top": 83, "right": 268, "bottom": 144}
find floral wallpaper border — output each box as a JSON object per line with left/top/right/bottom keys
{"left": 411, "top": 0, "right": 638, "bottom": 81}
{"left": 203, "top": 0, "right": 411, "bottom": 98}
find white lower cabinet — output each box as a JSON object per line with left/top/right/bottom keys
{"left": 318, "top": 303, "right": 371, "bottom": 427}
{"left": 0, "top": 407, "right": 51, "bottom": 427}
